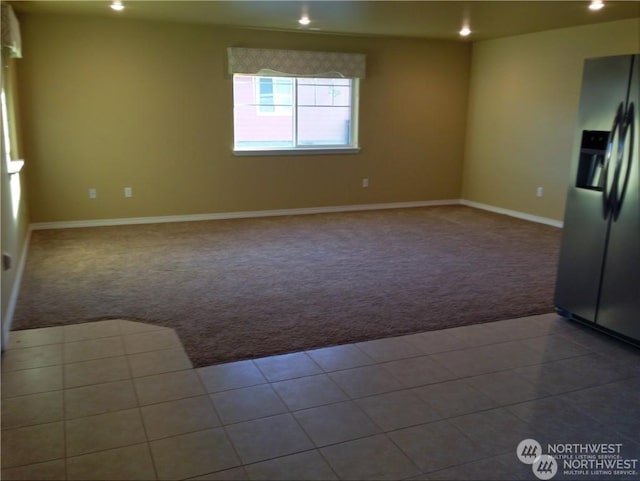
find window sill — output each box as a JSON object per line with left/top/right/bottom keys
{"left": 7, "top": 159, "right": 24, "bottom": 175}
{"left": 233, "top": 147, "right": 360, "bottom": 157}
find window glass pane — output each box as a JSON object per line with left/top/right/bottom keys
{"left": 1, "top": 57, "right": 21, "bottom": 162}
{"left": 297, "top": 85, "right": 316, "bottom": 105}
{"left": 297, "top": 84, "right": 351, "bottom": 107}
{"left": 258, "top": 78, "right": 274, "bottom": 112}
{"left": 233, "top": 74, "right": 356, "bottom": 151}
{"left": 313, "top": 85, "right": 335, "bottom": 106}
{"left": 312, "top": 85, "right": 351, "bottom": 106}
{"left": 273, "top": 78, "right": 293, "bottom": 97}
{"left": 234, "top": 104, "right": 294, "bottom": 148}
{"left": 233, "top": 75, "right": 254, "bottom": 105}
{"left": 330, "top": 85, "right": 351, "bottom": 106}
{"left": 297, "top": 106, "right": 351, "bottom": 146}
{"left": 1, "top": 89, "right": 12, "bottom": 163}
{"left": 297, "top": 78, "right": 350, "bottom": 86}
{"left": 258, "top": 77, "right": 292, "bottom": 114}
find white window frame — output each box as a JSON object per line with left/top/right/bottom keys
{"left": 233, "top": 74, "right": 360, "bottom": 156}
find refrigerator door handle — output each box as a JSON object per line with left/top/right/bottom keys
{"left": 602, "top": 102, "right": 625, "bottom": 219}
{"left": 613, "top": 102, "right": 635, "bottom": 221}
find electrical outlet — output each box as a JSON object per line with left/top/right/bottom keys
{"left": 124, "top": 187, "right": 133, "bottom": 198}
{"left": 88, "top": 188, "right": 97, "bottom": 199}
{"left": 536, "top": 186, "right": 544, "bottom": 197}
{"left": 362, "top": 178, "right": 369, "bottom": 188}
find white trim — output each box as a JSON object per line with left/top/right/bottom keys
{"left": 30, "top": 200, "right": 463, "bottom": 230}
{"left": 233, "top": 147, "right": 360, "bottom": 157}
{"left": 28, "top": 198, "right": 563, "bottom": 231}
{"left": 2, "top": 226, "right": 31, "bottom": 350}
{"left": 461, "top": 200, "right": 563, "bottom": 228}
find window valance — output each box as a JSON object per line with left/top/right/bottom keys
{"left": 227, "top": 47, "right": 366, "bottom": 79}
{"left": 1, "top": 3, "right": 22, "bottom": 58}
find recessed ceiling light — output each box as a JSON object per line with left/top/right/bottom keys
{"left": 111, "top": 1, "right": 124, "bottom": 11}
{"left": 589, "top": 0, "right": 605, "bottom": 11}
{"left": 299, "top": 16, "right": 311, "bottom": 26}
{"left": 459, "top": 26, "right": 471, "bottom": 37}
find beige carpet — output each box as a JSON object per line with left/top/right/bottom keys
{"left": 12, "top": 206, "right": 561, "bottom": 367}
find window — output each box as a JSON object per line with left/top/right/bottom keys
{"left": 1, "top": 56, "right": 24, "bottom": 220}
{"left": 233, "top": 75, "right": 359, "bottom": 154}
{"left": 1, "top": 59, "right": 23, "bottom": 175}
{"left": 1, "top": 3, "right": 23, "bottom": 177}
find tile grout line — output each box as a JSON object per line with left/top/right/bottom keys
{"left": 196, "top": 360, "right": 248, "bottom": 477}
{"left": 279, "top": 373, "right": 346, "bottom": 479}
{"left": 118, "top": 320, "right": 161, "bottom": 481}
{"left": 61, "top": 334, "right": 69, "bottom": 480}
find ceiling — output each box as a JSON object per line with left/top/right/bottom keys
{"left": 11, "top": 1, "right": 640, "bottom": 42}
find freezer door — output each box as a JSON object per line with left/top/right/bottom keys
{"left": 554, "top": 55, "right": 634, "bottom": 322}
{"left": 596, "top": 55, "right": 640, "bottom": 341}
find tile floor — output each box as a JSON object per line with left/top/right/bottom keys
{"left": 1, "top": 314, "right": 639, "bottom": 480}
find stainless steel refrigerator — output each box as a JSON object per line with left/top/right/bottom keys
{"left": 555, "top": 54, "right": 639, "bottom": 343}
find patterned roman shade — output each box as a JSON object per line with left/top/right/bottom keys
{"left": 1, "top": 3, "right": 22, "bottom": 58}
{"left": 227, "top": 47, "right": 366, "bottom": 79}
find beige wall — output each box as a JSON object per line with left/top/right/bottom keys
{"left": 17, "top": 13, "right": 470, "bottom": 223}
{"left": 462, "top": 18, "right": 640, "bottom": 221}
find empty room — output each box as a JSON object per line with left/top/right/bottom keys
{"left": 1, "top": 1, "right": 639, "bottom": 480}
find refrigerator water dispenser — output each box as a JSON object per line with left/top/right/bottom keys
{"left": 576, "top": 130, "right": 609, "bottom": 190}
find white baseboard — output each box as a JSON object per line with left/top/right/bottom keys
{"left": 29, "top": 199, "right": 563, "bottom": 230}
{"left": 461, "top": 200, "right": 563, "bottom": 228}
{"left": 29, "top": 199, "right": 463, "bottom": 230}
{"left": 2, "top": 227, "right": 32, "bottom": 348}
